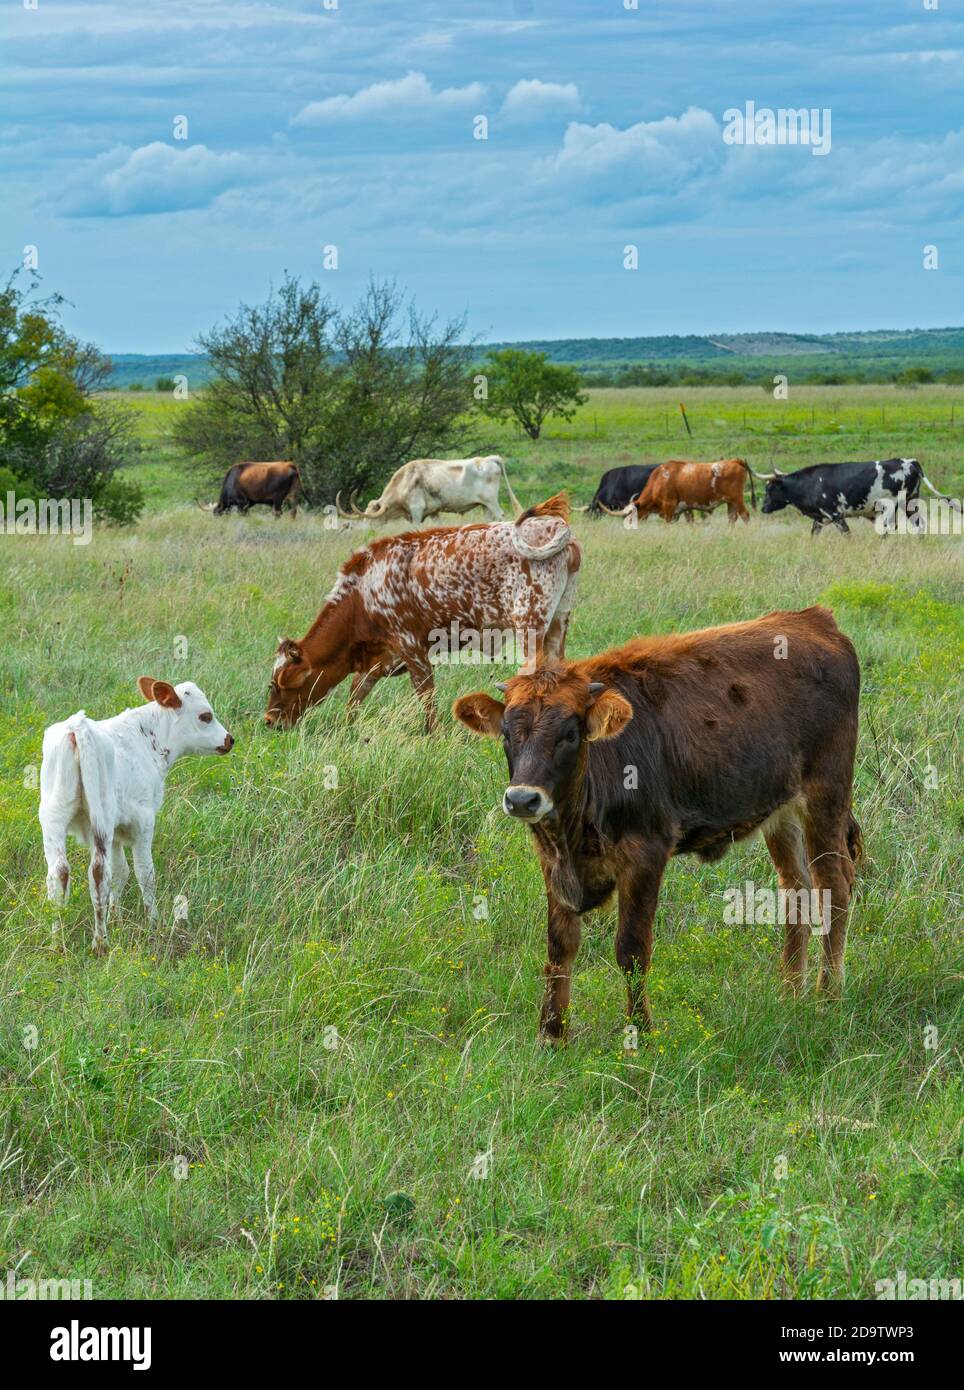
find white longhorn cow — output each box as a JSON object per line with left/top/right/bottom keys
{"left": 337, "top": 455, "right": 522, "bottom": 524}
{"left": 39, "top": 679, "right": 234, "bottom": 953}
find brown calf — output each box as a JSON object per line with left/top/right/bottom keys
{"left": 454, "top": 606, "right": 861, "bottom": 1042}
{"left": 633, "top": 458, "right": 755, "bottom": 523}
{"left": 266, "top": 494, "right": 581, "bottom": 732}
{"left": 199, "top": 461, "right": 301, "bottom": 517}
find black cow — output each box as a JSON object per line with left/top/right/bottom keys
{"left": 760, "top": 458, "right": 958, "bottom": 535}
{"left": 586, "top": 464, "right": 657, "bottom": 516}
{"left": 199, "top": 461, "right": 301, "bottom": 517}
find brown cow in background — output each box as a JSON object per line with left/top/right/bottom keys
{"left": 625, "top": 458, "right": 756, "bottom": 524}
{"left": 455, "top": 606, "right": 861, "bottom": 1043}
{"left": 198, "top": 461, "right": 301, "bottom": 517}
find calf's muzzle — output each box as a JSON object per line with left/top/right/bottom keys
{"left": 503, "top": 784, "right": 553, "bottom": 822}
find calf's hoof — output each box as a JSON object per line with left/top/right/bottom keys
{"left": 538, "top": 1009, "right": 569, "bottom": 1047}
{"left": 816, "top": 969, "right": 845, "bottom": 995}
{"left": 91, "top": 938, "right": 108, "bottom": 957}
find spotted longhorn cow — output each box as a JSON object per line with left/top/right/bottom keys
{"left": 266, "top": 494, "right": 581, "bottom": 732}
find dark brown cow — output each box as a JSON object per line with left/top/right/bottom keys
{"left": 199, "top": 461, "right": 301, "bottom": 517}
{"left": 454, "top": 606, "right": 861, "bottom": 1043}
{"left": 266, "top": 494, "right": 581, "bottom": 732}
{"left": 616, "top": 458, "right": 756, "bottom": 524}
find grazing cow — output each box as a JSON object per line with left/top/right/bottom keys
{"left": 266, "top": 494, "right": 581, "bottom": 732}
{"left": 757, "top": 457, "right": 960, "bottom": 534}
{"left": 39, "top": 681, "right": 234, "bottom": 953}
{"left": 199, "top": 461, "right": 301, "bottom": 516}
{"left": 454, "top": 606, "right": 861, "bottom": 1043}
{"left": 336, "top": 455, "right": 522, "bottom": 524}
{"left": 584, "top": 464, "right": 657, "bottom": 516}
{"left": 625, "top": 458, "right": 756, "bottom": 524}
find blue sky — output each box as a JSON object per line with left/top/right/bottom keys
{"left": 4, "top": 0, "right": 963, "bottom": 350}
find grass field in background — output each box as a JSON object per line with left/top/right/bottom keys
{"left": 0, "top": 385, "right": 961, "bottom": 1298}
{"left": 114, "top": 381, "right": 964, "bottom": 511}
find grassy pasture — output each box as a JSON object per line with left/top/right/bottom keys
{"left": 0, "top": 386, "right": 961, "bottom": 1299}
{"left": 113, "top": 380, "right": 964, "bottom": 511}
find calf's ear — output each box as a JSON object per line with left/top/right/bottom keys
{"left": 453, "top": 692, "right": 505, "bottom": 737}
{"left": 137, "top": 677, "right": 182, "bottom": 710}
{"left": 586, "top": 690, "right": 632, "bottom": 741}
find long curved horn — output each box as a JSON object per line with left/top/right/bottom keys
{"left": 573, "top": 504, "right": 591, "bottom": 512}
{"left": 350, "top": 490, "right": 369, "bottom": 517}
{"left": 494, "top": 456, "right": 524, "bottom": 518}
{"left": 335, "top": 490, "right": 357, "bottom": 519}
{"left": 597, "top": 500, "right": 634, "bottom": 517}
{"left": 747, "top": 468, "right": 776, "bottom": 481}
{"left": 195, "top": 498, "right": 217, "bottom": 512}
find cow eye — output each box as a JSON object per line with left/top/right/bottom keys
{"left": 199, "top": 712, "right": 213, "bottom": 724}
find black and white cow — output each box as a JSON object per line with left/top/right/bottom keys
{"left": 759, "top": 458, "right": 957, "bottom": 535}
{"left": 585, "top": 464, "right": 657, "bottom": 516}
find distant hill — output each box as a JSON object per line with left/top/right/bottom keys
{"left": 106, "top": 327, "right": 964, "bottom": 389}
{"left": 107, "top": 354, "right": 214, "bottom": 390}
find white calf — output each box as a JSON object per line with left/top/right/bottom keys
{"left": 39, "top": 679, "right": 233, "bottom": 952}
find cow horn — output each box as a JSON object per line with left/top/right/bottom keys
{"left": 350, "top": 490, "right": 368, "bottom": 517}
{"left": 335, "top": 490, "right": 357, "bottom": 520}
{"left": 747, "top": 468, "right": 777, "bottom": 481}
{"left": 573, "top": 504, "right": 591, "bottom": 512}
{"left": 588, "top": 682, "right": 605, "bottom": 696}
{"left": 494, "top": 681, "right": 507, "bottom": 693}
{"left": 597, "top": 500, "right": 634, "bottom": 517}
{"left": 195, "top": 498, "right": 216, "bottom": 512}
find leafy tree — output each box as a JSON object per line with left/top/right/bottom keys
{"left": 172, "top": 275, "right": 474, "bottom": 501}
{"left": 477, "top": 348, "right": 587, "bottom": 439}
{"left": 0, "top": 270, "right": 142, "bottom": 523}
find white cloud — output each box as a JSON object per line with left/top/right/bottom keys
{"left": 59, "top": 141, "right": 254, "bottom": 216}
{"left": 549, "top": 106, "right": 725, "bottom": 189}
{"left": 501, "top": 79, "right": 581, "bottom": 119}
{"left": 291, "top": 71, "right": 486, "bottom": 126}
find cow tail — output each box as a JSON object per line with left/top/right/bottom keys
{"left": 740, "top": 459, "right": 757, "bottom": 509}
{"left": 288, "top": 465, "right": 301, "bottom": 516}
{"left": 846, "top": 810, "right": 863, "bottom": 866}
{"left": 920, "top": 472, "right": 962, "bottom": 511}
{"left": 510, "top": 520, "right": 572, "bottom": 561}
{"left": 66, "top": 716, "right": 112, "bottom": 846}
{"left": 497, "top": 457, "right": 524, "bottom": 516}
